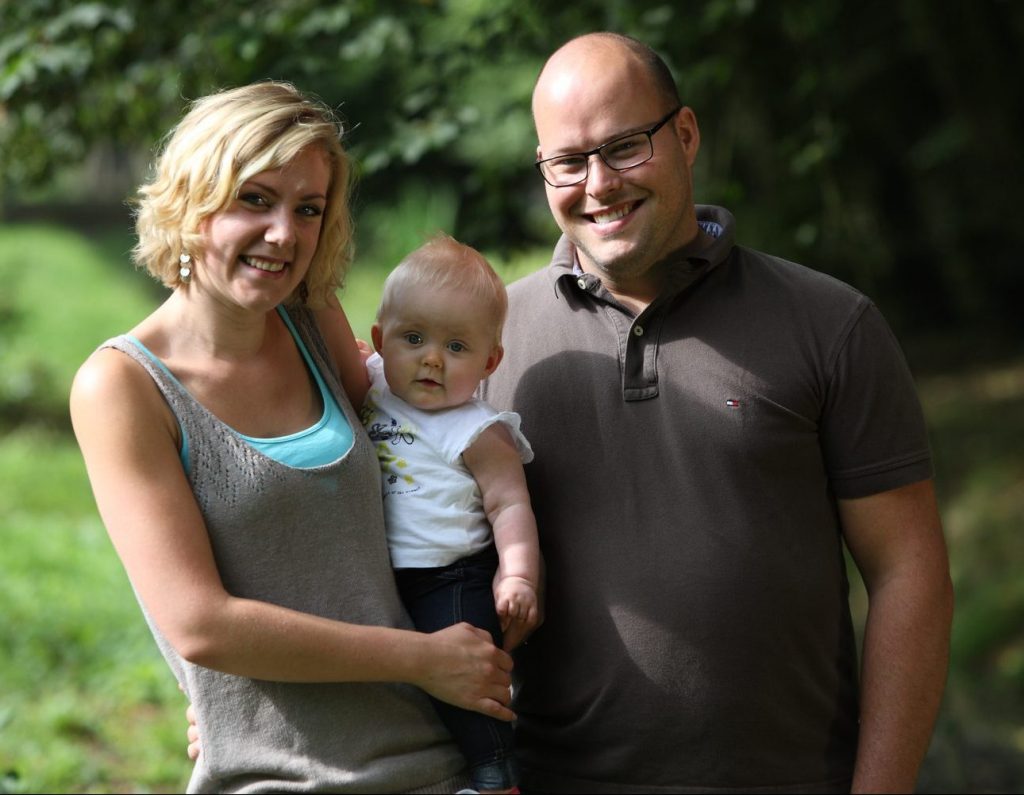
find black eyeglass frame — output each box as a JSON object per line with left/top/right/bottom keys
{"left": 534, "top": 106, "right": 683, "bottom": 188}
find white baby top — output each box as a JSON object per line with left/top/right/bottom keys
{"left": 362, "top": 353, "right": 534, "bottom": 568}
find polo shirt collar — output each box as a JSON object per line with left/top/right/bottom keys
{"left": 546, "top": 204, "right": 736, "bottom": 300}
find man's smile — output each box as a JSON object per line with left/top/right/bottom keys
{"left": 583, "top": 199, "right": 642, "bottom": 228}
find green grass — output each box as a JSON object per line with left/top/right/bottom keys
{"left": 0, "top": 428, "right": 188, "bottom": 794}
{"left": 2, "top": 220, "right": 1022, "bottom": 792}
{"left": 0, "top": 223, "right": 180, "bottom": 793}
{"left": 1, "top": 224, "right": 161, "bottom": 431}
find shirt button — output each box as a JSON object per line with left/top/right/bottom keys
{"left": 632, "top": 325, "right": 644, "bottom": 336}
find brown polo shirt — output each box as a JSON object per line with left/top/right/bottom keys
{"left": 480, "top": 205, "right": 933, "bottom": 793}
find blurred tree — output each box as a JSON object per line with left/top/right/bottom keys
{"left": 2, "top": 0, "right": 1021, "bottom": 353}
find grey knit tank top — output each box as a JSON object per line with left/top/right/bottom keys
{"left": 102, "top": 306, "right": 466, "bottom": 793}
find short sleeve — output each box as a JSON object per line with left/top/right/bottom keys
{"left": 820, "top": 302, "right": 933, "bottom": 498}
{"left": 430, "top": 399, "right": 534, "bottom": 465}
{"left": 463, "top": 410, "right": 535, "bottom": 465}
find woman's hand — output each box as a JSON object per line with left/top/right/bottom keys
{"left": 178, "top": 621, "right": 515, "bottom": 761}
{"left": 186, "top": 702, "right": 201, "bottom": 761}
{"left": 415, "top": 623, "right": 516, "bottom": 721}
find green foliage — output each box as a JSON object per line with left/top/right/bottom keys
{"left": 0, "top": 223, "right": 158, "bottom": 431}
{"left": 914, "top": 364, "right": 1024, "bottom": 792}
{"left": 1, "top": 1, "right": 1017, "bottom": 340}
{"left": 3, "top": 0, "right": 1021, "bottom": 348}
{"left": 922, "top": 366, "right": 1024, "bottom": 680}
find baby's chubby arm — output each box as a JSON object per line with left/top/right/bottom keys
{"left": 462, "top": 424, "right": 542, "bottom": 651}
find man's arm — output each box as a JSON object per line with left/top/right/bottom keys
{"left": 839, "top": 478, "right": 954, "bottom": 793}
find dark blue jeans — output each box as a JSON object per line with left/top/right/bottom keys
{"left": 394, "top": 547, "right": 519, "bottom": 791}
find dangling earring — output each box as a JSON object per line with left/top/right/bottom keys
{"left": 179, "top": 253, "right": 192, "bottom": 283}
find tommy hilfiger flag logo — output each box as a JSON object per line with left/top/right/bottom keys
{"left": 725, "top": 399, "right": 742, "bottom": 408}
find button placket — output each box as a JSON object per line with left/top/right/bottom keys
{"left": 621, "top": 311, "right": 660, "bottom": 400}
{"left": 568, "top": 273, "right": 660, "bottom": 401}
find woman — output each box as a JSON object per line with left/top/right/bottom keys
{"left": 70, "top": 80, "right": 513, "bottom": 793}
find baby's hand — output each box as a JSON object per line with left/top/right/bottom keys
{"left": 355, "top": 338, "right": 373, "bottom": 363}
{"left": 495, "top": 576, "right": 539, "bottom": 651}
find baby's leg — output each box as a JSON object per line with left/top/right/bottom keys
{"left": 394, "top": 548, "right": 519, "bottom": 792}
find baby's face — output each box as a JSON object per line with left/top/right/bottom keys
{"left": 373, "top": 285, "right": 502, "bottom": 411}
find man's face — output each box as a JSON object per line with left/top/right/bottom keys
{"left": 533, "top": 49, "right": 699, "bottom": 290}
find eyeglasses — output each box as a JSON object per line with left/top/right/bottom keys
{"left": 534, "top": 107, "right": 682, "bottom": 188}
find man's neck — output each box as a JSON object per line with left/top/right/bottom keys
{"left": 577, "top": 228, "right": 713, "bottom": 315}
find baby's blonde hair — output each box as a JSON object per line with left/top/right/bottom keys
{"left": 377, "top": 234, "right": 508, "bottom": 346}
{"left": 132, "top": 80, "right": 353, "bottom": 307}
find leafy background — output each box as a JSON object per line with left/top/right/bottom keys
{"left": 2, "top": 1, "right": 1022, "bottom": 792}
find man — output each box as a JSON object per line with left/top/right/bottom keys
{"left": 478, "top": 32, "right": 953, "bottom": 793}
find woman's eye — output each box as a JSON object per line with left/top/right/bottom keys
{"left": 240, "top": 192, "right": 269, "bottom": 207}
{"left": 298, "top": 204, "right": 324, "bottom": 218}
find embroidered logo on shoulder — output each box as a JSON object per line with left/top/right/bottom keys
{"left": 725, "top": 399, "right": 742, "bottom": 408}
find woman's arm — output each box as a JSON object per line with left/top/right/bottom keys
{"left": 314, "top": 293, "right": 371, "bottom": 409}
{"left": 70, "top": 349, "right": 513, "bottom": 718}
{"left": 463, "top": 424, "right": 543, "bottom": 651}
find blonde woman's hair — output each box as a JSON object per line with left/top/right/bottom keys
{"left": 131, "top": 80, "right": 352, "bottom": 307}
{"left": 377, "top": 233, "right": 508, "bottom": 346}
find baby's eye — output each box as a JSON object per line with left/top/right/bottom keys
{"left": 447, "top": 341, "right": 466, "bottom": 353}
{"left": 403, "top": 333, "right": 423, "bottom": 345}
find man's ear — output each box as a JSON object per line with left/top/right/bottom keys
{"left": 370, "top": 324, "right": 383, "bottom": 353}
{"left": 675, "top": 106, "right": 701, "bottom": 167}
{"left": 484, "top": 345, "right": 504, "bottom": 376}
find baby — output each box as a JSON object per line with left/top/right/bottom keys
{"left": 361, "top": 233, "right": 541, "bottom": 794}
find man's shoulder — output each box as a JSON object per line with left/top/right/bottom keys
{"left": 507, "top": 266, "right": 555, "bottom": 299}
{"left": 504, "top": 266, "right": 562, "bottom": 324}
{"left": 732, "top": 244, "right": 869, "bottom": 307}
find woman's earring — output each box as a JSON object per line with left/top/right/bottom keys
{"left": 179, "top": 253, "right": 192, "bottom": 283}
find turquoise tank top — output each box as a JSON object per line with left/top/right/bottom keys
{"left": 125, "top": 305, "right": 353, "bottom": 472}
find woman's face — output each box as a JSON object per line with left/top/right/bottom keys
{"left": 196, "top": 146, "right": 330, "bottom": 312}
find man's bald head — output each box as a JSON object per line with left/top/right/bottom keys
{"left": 533, "top": 33, "right": 681, "bottom": 120}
